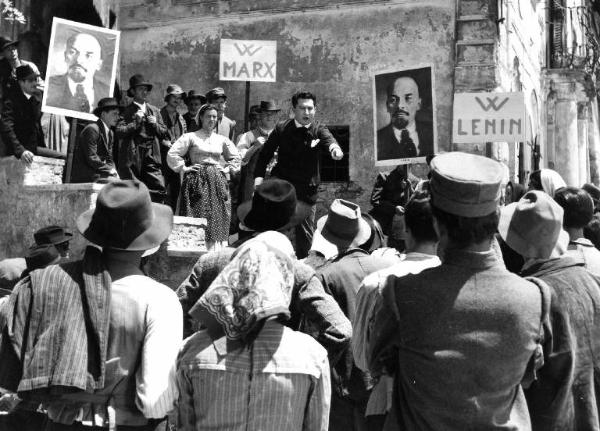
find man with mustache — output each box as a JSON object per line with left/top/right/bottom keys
{"left": 376, "top": 76, "right": 433, "bottom": 161}
{"left": 46, "top": 32, "right": 109, "bottom": 114}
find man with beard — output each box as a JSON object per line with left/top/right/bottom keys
{"left": 376, "top": 76, "right": 433, "bottom": 161}
{"left": 46, "top": 32, "right": 108, "bottom": 114}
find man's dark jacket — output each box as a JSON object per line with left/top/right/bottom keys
{"left": 521, "top": 255, "right": 600, "bottom": 431}
{"left": 369, "top": 165, "right": 413, "bottom": 235}
{"left": 70, "top": 120, "right": 115, "bottom": 183}
{"left": 0, "top": 85, "right": 45, "bottom": 158}
{"left": 376, "top": 122, "right": 433, "bottom": 161}
{"left": 45, "top": 74, "right": 109, "bottom": 114}
{"left": 254, "top": 119, "right": 339, "bottom": 203}
{"left": 316, "top": 248, "right": 396, "bottom": 402}
{"left": 115, "top": 102, "right": 167, "bottom": 179}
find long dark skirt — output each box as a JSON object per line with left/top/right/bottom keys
{"left": 180, "top": 164, "right": 230, "bottom": 243}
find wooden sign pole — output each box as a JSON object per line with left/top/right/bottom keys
{"left": 244, "top": 81, "right": 250, "bottom": 131}
{"left": 63, "top": 117, "right": 78, "bottom": 183}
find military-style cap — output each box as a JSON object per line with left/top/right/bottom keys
{"left": 429, "top": 152, "right": 503, "bottom": 217}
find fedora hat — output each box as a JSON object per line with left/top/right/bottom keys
{"left": 498, "top": 190, "right": 569, "bottom": 260}
{"left": 127, "top": 74, "right": 153, "bottom": 97}
{"left": 93, "top": 97, "right": 120, "bottom": 117}
{"left": 184, "top": 89, "right": 207, "bottom": 104}
{"left": 34, "top": 225, "right": 73, "bottom": 246}
{"left": 77, "top": 180, "right": 173, "bottom": 251}
{"left": 25, "top": 244, "right": 61, "bottom": 271}
{"left": 312, "top": 199, "right": 371, "bottom": 254}
{"left": 164, "top": 84, "right": 184, "bottom": 102}
{"left": 237, "top": 179, "right": 311, "bottom": 232}
{"left": 0, "top": 37, "right": 18, "bottom": 52}
{"left": 206, "top": 87, "right": 226, "bottom": 102}
{"left": 16, "top": 64, "right": 38, "bottom": 81}
{"left": 258, "top": 100, "right": 280, "bottom": 112}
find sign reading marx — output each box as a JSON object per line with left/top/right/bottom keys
{"left": 219, "top": 39, "right": 277, "bottom": 82}
{"left": 453, "top": 92, "right": 526, "bottom": 143}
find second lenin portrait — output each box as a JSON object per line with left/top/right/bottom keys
{"left": 373, "top": 65, "right": 436, "bottom": 166}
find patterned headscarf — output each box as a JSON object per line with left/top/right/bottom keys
{"left": 197, "top": 236, "right": 295, "bottom": 340}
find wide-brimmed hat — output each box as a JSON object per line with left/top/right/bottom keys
{"left": 258, "top": 100, "right": 280, "bottom": 112}
{"left": 34, "top": 225, "right": 73, "bottom": 246}
{"left": 237, "top": 179, "right": 311, "bottom": 232}
{"left": 184, "top": 89, "right": 207, "bottom": 104}
{"left": 16, "top": 64, "right": 38, "bottom": 81}
{"left": 164, "top": 84, "right": 184, "bottom": 102}
{"left": 206, "top": 87, "right": 226, "bottom": 102}
{"left": 498, "top": 190, "right": 569, "bottom": 259}
{"left": 429, "top": 152, "right": 503, "bottom": 217}
{"left": 312, "top": 199, "right": 371, "bottom": 254}
{"left": 93, "top": 97, "right": 119, "bottom": 117}
{"left": 25, "top": 244, "right": 60, "bottom": 270}
{"left": 0, "top": 37, "right": 18, "bottom": 52}
{"left": 127, "top": 74, "right": 153, "bottom": 97}
{"left": 76, "top": 180, "right": 173, "bottom": 251}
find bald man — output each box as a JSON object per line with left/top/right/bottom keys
{"left": 376, "top": 76, "right": 433, "bottom": 161}
{"left": 46, "top": 32, "right": 109, "bottom": 114}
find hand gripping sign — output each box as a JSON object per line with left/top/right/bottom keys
{"left": 219, "top": 39, "right": 277, "bottom": 82}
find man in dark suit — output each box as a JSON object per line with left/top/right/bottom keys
{"left": 0, "top": 65, "right": 46, "bottom": 164}
{"left": 183, "top": 89, "right": 205, "bottom": 132}
{"left": 254, "top": 91, "right": 344, "bottom": 258}
{"left": 160, "top": 84, "right": 187, "bottom": 211}
{"left": 116, "top": 74, "right": 168, "bottom": 203}
{"left": 376, "top": 76, "right": 433, "bottom": 161}
{"left": 45, "top": 32, "right": 108, "bottom": 114}
{"left": 70, "top": 97, "right": 119, "bottom": 183}
{"left": 206, "top": 87, "right": 236, "bottom": 141}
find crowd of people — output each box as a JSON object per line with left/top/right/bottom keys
{"left": 4, "top": 30, "right": 600, "bottom": 431}
{"left": 1, "top": 148, "right": 600, "bottom": 430}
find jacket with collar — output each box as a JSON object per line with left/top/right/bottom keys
{"left": 0, "top": 85, "right": 45, "bottom": 158}
{"left": 376, "top": 121, "right": 433, "bottom": 161}
{"left": 115, "top": 101, "right": 168, "bottom": 176}
{"left": 71, "top": 119, "right": 115, "bottom": 183}
{"left": 215, "top": 115, "right": 236, "bottom": 142}
{"left": 159, "top": 106, "right": 187, "bottom": 146}
{"left": 254, "top": 118, "right": 341, "bottom": 203}
{"left": 316, "top": 248, "right": 397, "bottom": 402}
{"left": 521, "top": 255, "right": 600, "bottom": 431}
{"left": 368, "top": 248, "right": 548, "bottom": 430}
{"left": 369, "top": 166, "right": 413, "bottom": 235}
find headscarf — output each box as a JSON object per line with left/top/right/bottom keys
{"left": 193, "top": 235, "right": 295, "bottom": 341}
{"left": 540, "top": 169, "right": 567, "bottom": 197}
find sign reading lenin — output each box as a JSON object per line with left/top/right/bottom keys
{"left": 452, "top": 92, "right": 526, "bottom": 143}
{"left": 219, "top": 39, "right": 277, "bottom": 82}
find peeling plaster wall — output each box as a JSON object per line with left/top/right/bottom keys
{"left": 119, "top": 0, "right": 455, "bottom": 211}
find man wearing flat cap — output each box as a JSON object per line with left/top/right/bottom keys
{"left": 116, "top": 74, "right": 168, "bottom": 203}
{"left": 70, "top": 97, "right": 120, "bottom": 183}
{"left": 363, "top": 152, "right": 549, "bottom": 430}
{"left": 205, "top": 87, "right": 236, "bottom": 141}
{"left": 160, "top": 84, "right": 187, "bottom": 211}
{"left": 183, "top": 90, "right": 205, "bottom": 132}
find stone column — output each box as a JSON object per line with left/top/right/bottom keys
{"left": 588, "top": 100, "right": 600, "bottom": 184}
{"left": 554, "top": 97, "right": 579, "bottom": 185}
{"left": 578, "top": 103, "right": 589, "bottom": 186}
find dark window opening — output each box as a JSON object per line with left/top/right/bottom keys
{"left": 320, "top": 125, "right": 349, "bottom": 182}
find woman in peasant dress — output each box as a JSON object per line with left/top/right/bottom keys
{"left": 167, "top": 104, "right": 240, "bottom": 250}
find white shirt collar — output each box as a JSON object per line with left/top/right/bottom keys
{"left": 67, "top": 77, "right": 94, "bottom": 109}
{"left": 294, "top": 119, "right": 311, "bottom": 129}
{"left": 133, "top": 101, "right": 147, "bottom": 113}
{"left": 22, "top": 89, "right": 32, "bottom": 100}
{"left": 101, "top": 120, "right": 111, "bottom": 140}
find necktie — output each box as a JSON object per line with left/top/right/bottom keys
{"left": 400, "top": 129, "right": 417, "bottom": 157}
{"left": 75, "top": 84, "right": 90, "bottom": 112}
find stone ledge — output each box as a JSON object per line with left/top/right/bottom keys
{"left": 167, "top": 216, "right": 207, "bottom": 257}
{"left": 23, "top": 183, "right": 104, "bottom": 192}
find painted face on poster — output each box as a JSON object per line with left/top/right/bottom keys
{"left": 373, "top": 65, "right": 437, "bottom": 167}
{"left": 42, "top": 17, "right": 120, "bottom": 122}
